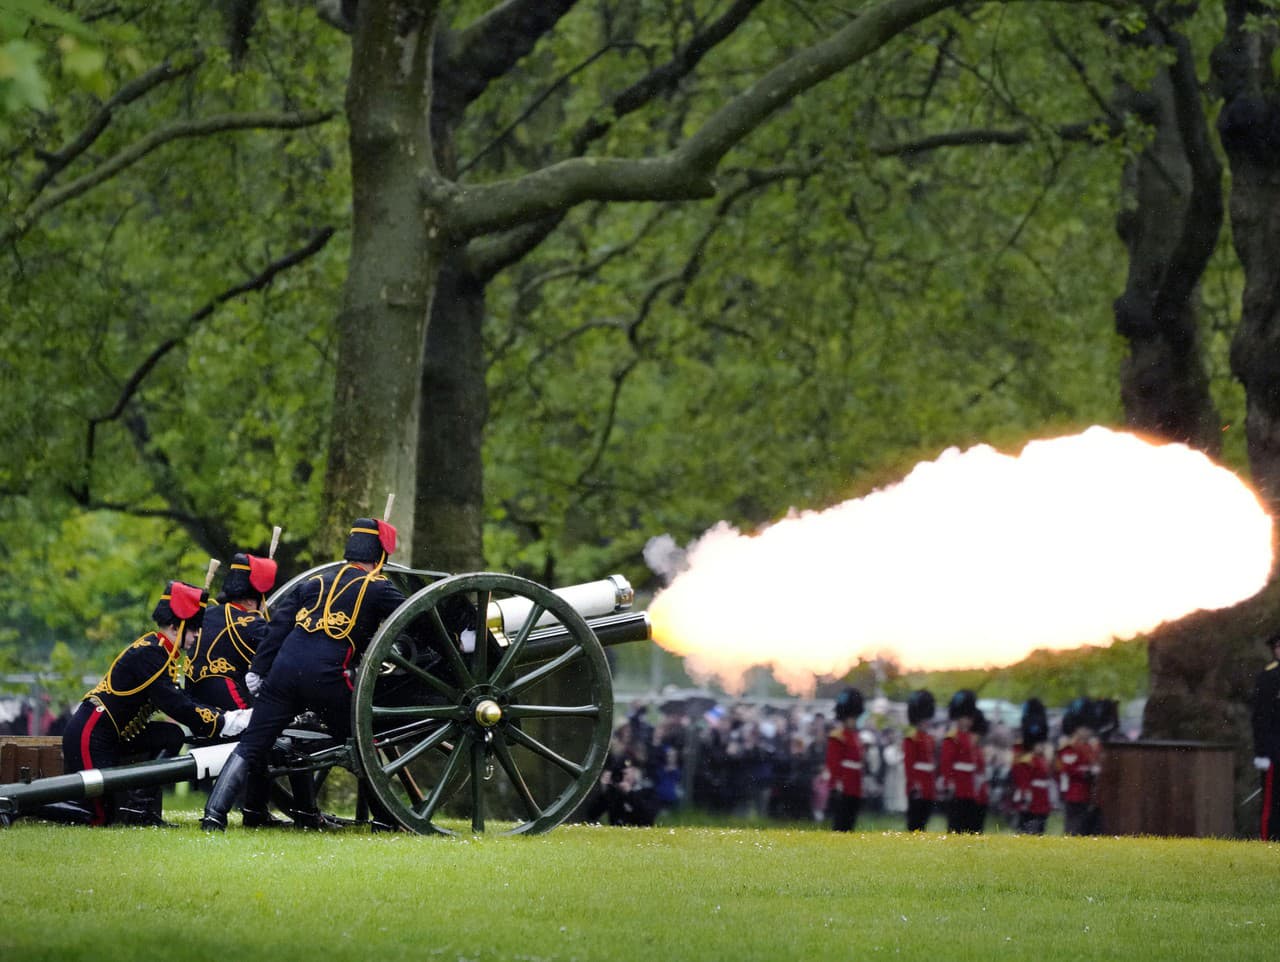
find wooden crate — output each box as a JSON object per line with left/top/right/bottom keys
{"left": 0, "top": 736, "right": 64, "bottom": 783}
{"left": 1095, "top": 740, "right": 1235, "bottom": 838}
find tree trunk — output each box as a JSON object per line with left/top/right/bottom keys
{"left": 1113, "top": 30, "right": 1222, "bottom": 453}
{"left": 323, "top": 2, "right": 443, "bottom": 560}
{"left": 1142, "top": 10, "right": 1280, "bottom": 835}
{"left": 1214, "top": 7, "right": 1280, "bottom": 516}
{"left": 412, "top": 255, "right": 488, "bottom": 573}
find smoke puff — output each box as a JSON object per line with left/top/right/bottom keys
{"left": 647, "top": 427, "right": 1274, "bottom": 695}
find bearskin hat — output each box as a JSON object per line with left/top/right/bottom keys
{"left": 907, "top": 689, "right": 936, "bottom": 726}
{"left": 948, "top": 689, "right": 977, "bottom": 721}
{"left": 1021, "top": 698, "right": 1049, "bottom": 747}
{"left": 834, "top": 687, "right": 864, "bottom": 721}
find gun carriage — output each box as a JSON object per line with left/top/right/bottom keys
{"left": 0, "top": 566, "right": 652, "bottom": 835}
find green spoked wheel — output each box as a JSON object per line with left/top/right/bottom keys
{"left": 352, "top": 572, "right": 614, "bottom": 835}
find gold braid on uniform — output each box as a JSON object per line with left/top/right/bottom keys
{"left": 296, "top": 563, "right": 383, "bottom": 645}
{"left": 87, "top": 630, "right": 185, "bottom": 737}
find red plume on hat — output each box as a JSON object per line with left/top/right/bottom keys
{"left": 376, "top": 519, "right": 397, "bottom": 556}
{"left": 248, "top": 555, "right": 278, "bottom": 593}
{"left": 153, "top": 580, "right": 208, "bottom": 628}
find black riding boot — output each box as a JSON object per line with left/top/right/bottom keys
{"left": 202, "top": 752, "right": 251, "bottom": 831}
{"left": 117, "top": 749, "right": 178, "bottom": 827}
{"left": 286, "top": 772, "right": 326, "bottom": 830}
{"left": 29, "top": 800, "right": 94, "bottom": 825}
{"left": 241, "top": 771, "right": 289, "bottom": 828}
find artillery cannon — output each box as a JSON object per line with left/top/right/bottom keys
{"left": 0, "top": 566, "right": 652, "bottom": 835}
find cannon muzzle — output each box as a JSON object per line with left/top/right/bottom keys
{"left": 0, "top": 742, "right": 235, "bottom": 817}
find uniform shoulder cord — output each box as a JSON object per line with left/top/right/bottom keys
{"left": 318, "top": 558, "right": 384, "bottom": 645}
{"left": 88, "top": 630, "right": 181, "bottom": 698}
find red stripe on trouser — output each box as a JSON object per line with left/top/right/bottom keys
{"left": 224, "top": 676, "right": 248, "bottom": 709}
{"left": 1263, "top": 766, "right": 1275, "bottom": 842}
{"left": 79, "top": 709, "right": 108, "bottom": 826}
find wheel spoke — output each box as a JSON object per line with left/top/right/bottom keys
{"left": 470, "top": 738, "right": 486, "bottom": 833}
{"left": 492, "top": 731, "right": 542, "bottom": 821}
{"left": 489, "top": 601, "right": 545, "bottom": 685}
{"left": 385, "top": 650, "right": 460, "bottom": 701}
{"left": 427, "top": 606, "right": 474, "bottom": 689}
{"left": 473, "top": 590, "right": 490, "bottom": 680}
{"left": 373, "top": 717, "right": 445, "bottom": 749}
{"left": 414, "top": 732, "right": 471, "bottom": 822}
{"left": 385, "top": 748, "right": 426, "bottom": 806}
{"left": 371, "top": 703, "right": 465, "bottom": 721}
{"left": 382, "top": 721, "right": 459, "bottom": 776}
{"left": 504, "top": 703, "right": 599, "bottom": 720}
{"left": 503, "top": 723, "right": 586, "bottom": 778}
{"left": 507, "top": 645, "right": 583, "bottom": 697}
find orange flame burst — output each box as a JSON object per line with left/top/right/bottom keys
{"left": 648, "top": 427, "right": 1274, "bottom": 694}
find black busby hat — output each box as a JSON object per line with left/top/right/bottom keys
{"left": 152, "top": 581, "right": 208, "bottom": 630}
{"left": 948, "top": 689, "right": 977, "bottom": 721}
{"left": 1086, "top": 697, "right": 1119, "bottom": 741}
{"left": 219, "top": 552, "right": 278, "bottom": 602}
{"left": 834, "top": 687, "right": 864, "bottom": 721}
{"left": 1021, "top": 698, "right": 1049, "bottom": 747}
{"left": 907, "top": 689, "right": 936, "bottom": 726}
{"left": 1061, "top": 696, "right": 1092, "bottom": 736}
{"left": 344, "top": 517, "right": 397, "bottom": 564}
{"left": 972, "top": 707, "right": 989, "bottom": 738}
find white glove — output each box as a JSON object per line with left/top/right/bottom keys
{"left": 245, "top": 671, "right": 262, "bottom": 696}
{"left": 221, "top": 708, "right": 253, "bottom": 738}
{"left": 1254, "top": 756, "right": 1272, "bottom": 771}
{"left": 459, "top": 629, "right": 477, "bottom": 653}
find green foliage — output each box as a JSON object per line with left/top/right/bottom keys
{"left": 2, "top": 822, "right": 1278, "bottom": 961}
{"left": 887, "top": 637, "right": 1149, "bottom": 707}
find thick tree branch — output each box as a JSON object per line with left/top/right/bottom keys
{"left": 466, "top": 0, "right": 767, "bottom": 276}
{"left": 3, "top": 109, "right": 335, "bottom": 246}
{"left": 30, "top": 54, "right": 205, "bottom": 196}
{"left": 871, "top": 120, "right": 1104, "bottom": 155}
{"left": 1147, "top": 22, "right": 1223, "bottom": 320}
{"left": 569, "top": 0, "right": 770, "bottom": 154}
{"left": 440, "top": 0, "right": 580, "bottom": 118}
{"left": 433, "top": 0, "right": 983, "bottom": 238}
{"left": 80, "top": 227, "right": 336, "bottom": 495}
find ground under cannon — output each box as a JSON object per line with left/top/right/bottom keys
{"left": 0, "top": 566, "right": 652, "bottom": 835}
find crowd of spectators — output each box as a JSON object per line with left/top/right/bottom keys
{"left": 580, "top": 694, "right": 1115, "bottom": 830}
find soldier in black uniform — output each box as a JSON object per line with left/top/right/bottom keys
{"left": 201, "top": 518, "right": 408, "bottom": 831}
{"left": 54, "top": 580, "right": 252, "bottom": 826}
{"left": 188, "top": 550, "right": 319, "bottom": 827}
{"left": 188, "top": 552, "right": 277, "bottom": 711}
{"left": 1251, "top": 632, "right": 1280, "bottom": 841}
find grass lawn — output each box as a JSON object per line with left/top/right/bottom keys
{"left": 2, "top": 804, "right": 1276, "bottom": 962}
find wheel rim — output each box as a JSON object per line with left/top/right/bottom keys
{"left": 352, "top": 572, "right": 614, "bottom": 835}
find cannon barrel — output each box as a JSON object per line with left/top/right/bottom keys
{"left": 0, "top": 742, "right": 235, "bottom": 817}
{"left": 515, "top": 611, "right": 651, "bottom": 665}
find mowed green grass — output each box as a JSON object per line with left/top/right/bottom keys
{"left": 2, "top": 814, "right": 1276, "bottom": 962}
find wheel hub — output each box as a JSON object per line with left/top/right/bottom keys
{"left": 473, "top": 698, "right": 502, "bottom": 728}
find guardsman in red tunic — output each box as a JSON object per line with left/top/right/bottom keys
{"left": 51, "top": 581, "right": 252, "bottom": 826}
{"left": 1251, "top": 633, "right": 1280, "bottom": 841}
{"left": 824, "top": 687, "right": 865, "bottom": 832}
{"left": 1055, "top": 697, "right": 1100, "bottom": 836}
{"left": 940, "top": 689, "right": 985, "bottom": 834}
{"left": 1011, "top": 698, "right": 1053, "bottom": 835}
{"left": 902, "top": 689, "right": 937, "bottom": 832}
